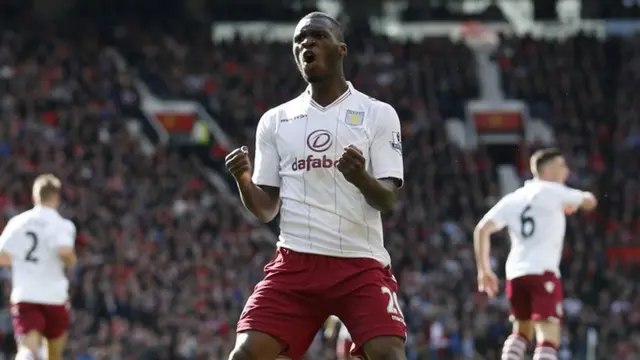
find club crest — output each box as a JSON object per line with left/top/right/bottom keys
{"left": 344, "top": 110, "right": 364, "bottom": 126}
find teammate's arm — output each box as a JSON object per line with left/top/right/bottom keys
{"left": 225, "top": 112, "right": 280, "bottom": 223}
{"left": 56, "top": 220, "right": 77, "bottom": 267}
{"left": 337, "top": 103, "right": 403, "bottom": 212}
{"left": 555, "top": 185, "right": 597, "bottom": 214}
{"left": 0, "top": 220, "right": 16, "bottom": 267}
{"left": 474, "top": 198, "right": 509, "bottom": 297}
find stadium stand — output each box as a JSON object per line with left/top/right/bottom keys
{"left": 0, "top": 3, "right": 639, "bottom": 360}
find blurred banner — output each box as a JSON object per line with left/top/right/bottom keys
{"left": 472, "top": 110, "right": 523, "bottom": 133}
{"left": 140, "top": 97, "right": 231, "bottom": 149}
{"left": 154, "top": 112, "right": 198, "bottom": 134}
{"left": 605, "top": 20, "right": 640, "bottom": 36}
{"left": 466, "top": 100, "right": 528, "bottom": 145}
{"left": 607, "top": 246, "right": 640, "bottom": 264}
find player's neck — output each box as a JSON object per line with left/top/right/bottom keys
{"left": 535, "top": 176, "right": 557, "bottom": 183}
{"left": 35, "top": 202, "right": 57, "bottom": 210}
{"left": 308, "top": 77, "right": 349, "bottom": 107}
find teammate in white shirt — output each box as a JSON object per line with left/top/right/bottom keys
{"left": 474, "top": 149, "right": 597, "bottom": 360}
{"left": 0, "top": 174, "right": 76, "bottom": 360}
{"left": 324, "top": 316, "right": 355, "bottom": 360}
{"left": 225, "top": 12, "right": 406, "bottom": 360}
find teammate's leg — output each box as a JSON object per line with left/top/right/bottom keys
{"left": 331, "top": 262, "right": 407, "bottom": 360}
{"left": 503, "top": 277, "right": 533, "bottom": 360}
{"left": 43, "top": 333, "right": 67, "bottom": 360}
{"left": 502, "top": 321, "right": 532, "bottom": 360}
{"left": 15, "top": 330, "right": 40, "bottom": 360}
{"left": 11, "top": 303, "right": 46, "bottom": 360}
{"left": 532, "top": 321, "right": 560, "bottom": 360}
{"left": 42, "top": 303, "right": 71, "bottom": 360}
{"left": 530, "top": 271, "right": 563, "bottom": 360}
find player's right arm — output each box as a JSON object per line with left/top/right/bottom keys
{"left": 474, "top": 197, "right": 509, "bottom": 297}
{"left": 225, "top": 111, "right": 280, "bottom": 223}
{"left": 553, "top": 184, "right": 597, "bottom": 214}
{"left": 55, "top": 220, "right": 77, "bottom": 267}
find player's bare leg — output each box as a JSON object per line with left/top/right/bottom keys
{"left": 502, "top": 320, "right": 533, "bottom": 360}
{"left": 229, "top": 331, "right": 287, "bottom": 360}
{"left": 362, "top": 336, "right": 406, "bottom": 360}
{"left": 15, "top": 330, "right": 40, "bottom": 360}
{"left": 43, "top": 333, "right": 67, "bottom": 360}
{"left": 532, "top": 320, "right": 560, "bottom": 360}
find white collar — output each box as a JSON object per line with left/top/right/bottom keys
{"left": 304, "top": 81, "right": 354, "bottom": 112}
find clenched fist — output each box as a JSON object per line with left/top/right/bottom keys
{"left": 336, "top": 145, "right": 366, "bottom": 185}
{"left": 225, "top": 146, "right": 252, "bottom": 183}
{"left": 477, "top": 270, "right": 499, "bottom": 298}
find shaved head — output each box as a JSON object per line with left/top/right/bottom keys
{"left": 300, "top": 12, "right": 344, "bottom": 43}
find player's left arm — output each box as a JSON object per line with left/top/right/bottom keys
{"left": 341, "top": 103, "right": 403, "bottom": 212}
{"left": 55, "top": 220, "right": 77, "bottom": 267}
{"left": 474, "top": 198, "right": 509, "bottom": 273}
{"left": 0, "top": 219, "right": 17, "bottom": 267}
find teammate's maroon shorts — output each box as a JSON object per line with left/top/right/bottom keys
{"left": 237, "top": 248, "right": 407, "bottom": 360}
{"left": 505, "top": 271, "right": 563, "bottom": 322}
{"left": 11, "top": 302, "right": 70, "bottom": 339}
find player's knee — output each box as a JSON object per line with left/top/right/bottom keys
{"left": 229, "top": 332, "right": 285, "bottom": 360}
{"left": 229, "top": 346, "right": 283, "bottom": 360}
{"left": 534, "top": 320, "right": 561, "bottom": 346}
{"left": 18, "top": 331, "right": 41, "bottom": 353}
{"left": 513, "top": 320, "right": 534, "bottom": 340}
{"left": 47, "top": 349, "right": 63, "bottom": 360}
{"left": 229, "top": 346, "right": 255, "bottom": 360}
{"left": 363, "top": 336, "right": 406, "bottom": 360}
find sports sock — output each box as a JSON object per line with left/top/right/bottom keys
{"left": 533, "top": 341, "right": 558, "bottom": 360}
{"left": 15, "top": 348, "right": 36, "bottom": 360}
{"left": 501, "top": 333, "right": 528, "bottom": 360}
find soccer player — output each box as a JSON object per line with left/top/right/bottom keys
{"left": 473, "top": 148, "right": 597, "bottom": 360}
{"left": 324, "top": 316, "right": 355, "bottom": 360}
{"left": 0, "top": 174, "right": 76, "bottom": 360}
{"left": 224, "top": 12, "right": 406, "bottom": 360}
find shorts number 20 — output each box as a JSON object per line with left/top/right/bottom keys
{"left": 381, "top": 286, "right": 402, "bottom": 315}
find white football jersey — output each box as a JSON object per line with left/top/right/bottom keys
{"left": 478, "top": 179, "right": 589, "bottom": 279}
{"left": 252, "top": 82, "right": 404, "bottom": 266}
{"left": 0, "top": 205, "right": 75, "bottom": 305}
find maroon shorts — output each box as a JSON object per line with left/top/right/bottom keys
{"left": 505, "top": 271, "right": 563, "bottom": 322}
{"left": 237, "top": 248, "right": 406, "bottom": 360}
{"left": 11, "top": 302, "right": 70, "bottom": 340}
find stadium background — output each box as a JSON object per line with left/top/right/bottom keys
{"left": 0, "top": 0, "right": 638, "bottom": 359}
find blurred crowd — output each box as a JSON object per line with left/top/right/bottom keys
{"left": 0, "top": 9, "right": 639, "bottom": 360}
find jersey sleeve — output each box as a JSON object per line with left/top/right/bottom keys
{"left": 54, "top": 220, "right": 76, "bottom": 248}
{"left": 553, "top": 184, "right": 588, "bottom": 206}
{"left": 478, "top": 197, "right": 509, "bottom": 230}
{"left": 251, "top": 110, "right": 281, "bottom": 187}
{"left": 370, "top": 103, "right": 404, "bottom": 187}
{"left": 0, "top": 219, "right": 19, "bottom": 255}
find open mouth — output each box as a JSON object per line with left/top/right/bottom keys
{"left": 302, "top": 51, "right": 316, "bottom": 64}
